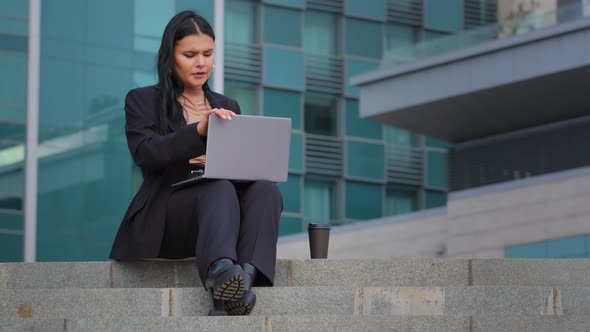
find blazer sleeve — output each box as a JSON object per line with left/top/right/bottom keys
{"left": 232, "top": 99, "right": 241, "bottom": 115}
{"left": 124, "top": 88, "right": 207, "bottom": 171}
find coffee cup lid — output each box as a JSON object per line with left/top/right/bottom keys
{"left": 307, "top": 223, "right": 331, "bottom": 230}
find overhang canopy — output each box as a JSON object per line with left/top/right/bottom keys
{"left": 351, "top": 19, "right": 590, "bottom": 143}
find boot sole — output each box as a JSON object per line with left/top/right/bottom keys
{"left": 211, "top": 266, "right": 245, "bottom": 301}
{"left": 226, "top": 290, "right": 256, "bottom": 315}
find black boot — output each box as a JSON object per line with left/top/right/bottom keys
{"left": 225, "top": 263, "right": 257, "bottom": 316}
{"left": 205, "top": 258, "right": 245, "bottom": 316}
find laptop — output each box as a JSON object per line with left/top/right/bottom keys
{"left": 171, "top": 114, "right": 291, "bottom": 188}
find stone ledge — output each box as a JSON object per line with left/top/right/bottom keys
{"left": 1, "top": 286, "right": 588, "bottom": 319}
{"left": 2, "top": 315, "right": 590, "bottom": 332}
{"left": 1, "top": 259, "right": 590, "bottom": 289}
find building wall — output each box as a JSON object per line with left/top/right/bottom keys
{"left": 1, "top": 0, "right": 458, "bottom": 262}
{"left": 1, "top": 1, "right": 586, "bottom": 262}
{"left": 232, "top": 0, "right": 453, "bottom": 236}
{"left": 278, "top": 166, "right": 590, "bottom": 259}
{"left": 0, "top": 2, "right": 29, "bottom": 262}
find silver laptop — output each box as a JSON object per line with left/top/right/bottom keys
{"left": 171, "top": 114, "right": 291, "bottom": 188}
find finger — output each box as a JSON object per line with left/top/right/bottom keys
{"left": 212, "top": 109, "right": 228, "bottom": 120}
{"left": 215, "top": 109, "right": 235, "bottom": 120}
{"left": 221, "top": 109, "right": 236, "bottom": 118}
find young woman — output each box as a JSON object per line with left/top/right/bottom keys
{"left": 109, "top": 10, "right": 283, "bottom": 316}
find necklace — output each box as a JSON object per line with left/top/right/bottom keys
{"left": 180, "top": 93, "right": 209, "bottom": 113}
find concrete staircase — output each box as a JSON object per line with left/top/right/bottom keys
{"left": 1, "top": 259, "right": 590, "bottom": 331}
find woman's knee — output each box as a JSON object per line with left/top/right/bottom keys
{"left": 201, "top": 179, "right": 238, "bottom": 200}
{"left": 249, "top": 180, "right": 283, "bottom": 207}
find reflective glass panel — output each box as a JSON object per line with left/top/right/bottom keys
{"left": 226, "top": 0, "right": 257, "bottom": 44}
{"left": 225, "top": 83, "right": 258, "bottom": 115}
{"left": 304, "top": 178, "right": 336, "bottom": 223}
{"left": 304, "top": 11, "right": 337, "bottom": 56}
{"left": 304, "top": 95, "right": 338, "bottom": 136}
{"left": 385, "top": 186, "right": 418, "bottom": 216}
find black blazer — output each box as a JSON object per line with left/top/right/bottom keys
{"left": 109, "top": 85, "right": 241, "bottom": 261}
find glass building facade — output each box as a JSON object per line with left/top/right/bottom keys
{"left": 0, "top": 0, "right": 457, "bottom": 262}
{"left": 0, "top": 2, "right": 29, "bottom": 262}
{"left": 506, "top": 234, "right": 590, "bottom": 258}
{"left": 3, "top": 0, "right": 588, "bottom": 262}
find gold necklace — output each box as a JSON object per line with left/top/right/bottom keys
{"left": 181, "top": 94, "right": 208, "bottom": 113}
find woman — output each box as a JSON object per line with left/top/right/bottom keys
{"left": 109, "top": 10, "right": 283, "bottom": 316}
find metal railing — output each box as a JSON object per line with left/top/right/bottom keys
{"left": 382, "top": 2, "right": 590, "bottom": 67}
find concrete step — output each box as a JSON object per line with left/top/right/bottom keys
{"left": 2, "top": 259, "right": 590, "bottom": 289}
{"left": 3, "top": 315, "right": 590, "bottom": 332}
{"left": 1, "top": 286, "right": 587, "bottom": 319}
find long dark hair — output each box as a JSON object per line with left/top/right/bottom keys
{"left": 156, "top": 10, "right": 215, "bottom": 134}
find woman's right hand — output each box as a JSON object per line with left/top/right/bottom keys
{"left": 196, "top": 108, "right": 236, "bottom": 136}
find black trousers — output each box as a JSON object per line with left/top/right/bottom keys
{"left": 158, "top": 179, "right": 283, "bottom": 288}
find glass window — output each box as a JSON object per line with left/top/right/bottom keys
{"left": 505, "top": 241, "right": 547, "bottom": 258}
{"left": 226, "top": 0, "right": 257, "bottom": 44}
{"left": 0, "top": 211, "right": 23, "bottom": 229}
{"left": 0, "top": 53, "right": 27, "bottom": 105}
{"left": 304, "top": 11, "right": 338, "bottom": 56}
{"left": 557, "top": 0, "right": 583, "bottom": 22}
{"left": 304, "top": 178, "right": 336, "bottom": 224}
{"left": 506, "top": 234, "right": 590, "bottom": 258}
{"left": 425, "top": 136, "right": 452, "bottom": 148}
{"left": 304, "top": 95, "right": 338, "bottom": 136}
{"left": 346, "top": 141, "right": 385, "bottom": 181}
{"left": 263, "top": 88, "right": 301, "bottom": 129}
{"left": 265, "top": 0, "right": 305, "bottom": 8}
{"left": 345, "top": 59, "right": 379, "bottom": 98}
{"left": 134, "top": 0, "right": 175, "bottom": 52}
{"left": 87, "top": 1, "right": 134, "bottom": 49}
{"left": 345, "top": 99, "right": 381, "bottom": 139}
{"left": 384, "top": 126, "right": 419, "bottom": 146}
{"left": 425, "top": 190, "right": 446, "bottom": 208}
{"left": 385, "top": 186, "right": 419, "bottom": 216}
{"left": 0, "top": 2, "right": 28, "bottom": 17}
{"left": 133, "top": 71, "right": 157, "bottom": 88}
{"left": 0, "top": 2, "right": 28, "bottom": 35}
{"left": 423, "top": 30, "right": 450, "bottom": 41}
{"left": 263, "top": 46, "right": 305, "bottom": 90}
{"left": 426, "top": 151, "right": 448, "bottom": 188}
{"left": 0, "top": 105, "right": 25, "bottom": 124}
{"left": 0, "top": 34, "right": 27, "bottom": 52}
{"left": 35, "top": 1, "right": 139, "bottom": 261}
{"left": 224, "top": 83, "right": 258, "bottom": 115}
{"left": 277, "top": 175, "right": 301, "bottom": 213}
{"left": 264, "top": 5, "right": 302, "bottom": 47}
{"left": 345, "top": 0, "right": 385, "bottom": 20}
{"left": 345, "top": 18, "right": 382, "bottom": 59}
{"left": 176, "top": 0, "right": 214, "bottom": 22}
{"left": 0, "top": 19, "right": 28, "bottom": 36}
{"left": 0, "top": 233, "right": 22, "bottom": 262}
{"left": 425, "top": 0, "right": 462, "bottom": 31}
{"left": 0, "top": 122, "right": 25, "bottom": 147}
{"left": 547, "top": 235, "right": 586, "bottom": 258}
{"left": 279, "top": 216, "right": 303, "bottom": 236}
{"left": 289, "top": 133, "right": 304, "bottom": 171}
{"left": 345, "top": 181, "right": 382, "bottom": 220}
{"left": 383, "top": 23, "right": 419, "bottom": 63}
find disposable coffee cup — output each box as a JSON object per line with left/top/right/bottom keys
{"left": 307, "top": 223, "right": 331, "bottom": 259}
